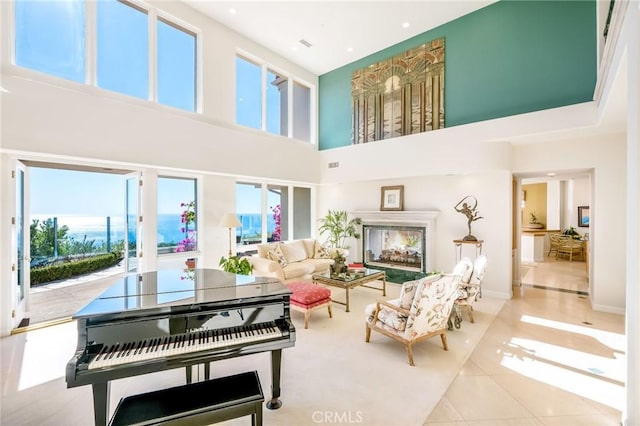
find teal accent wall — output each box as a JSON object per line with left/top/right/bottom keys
{"left": 318, "top": 1, "right": 596, "bottom": 150}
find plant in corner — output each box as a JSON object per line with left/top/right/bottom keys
{"left": 318, "top": 210, "right": 361, "bottom": 249}
{"left": 219, "top": 255, "right": 253, "bottom": 275}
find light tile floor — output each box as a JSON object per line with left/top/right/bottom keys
{"left": 425, "top": 256, "right": 625, "bottom": 425}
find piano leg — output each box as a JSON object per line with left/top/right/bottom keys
{"left": 266, "top": 349, "right": 282, "bottom": 409}
{"left": 92, "top": 381, "right": 110, "bottom": 426}
{"left": 185, "top": 366, "right": 192, "bottom": 384}
{"left": 186, "top": 364, "right": 211, "bottom": 383}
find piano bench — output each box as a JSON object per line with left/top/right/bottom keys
{"left": 287, "top": 282, "right": 332, "bottom": 329}
{"left": 109, "top": 371, "right": 264, "bottom": 426}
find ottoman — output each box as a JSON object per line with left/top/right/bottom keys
{"left": 286, "top": 282, "right": 332, "bottom": 329}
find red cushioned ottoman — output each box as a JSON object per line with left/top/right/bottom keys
{"left": 286, "top": 282, "right": 332, "bottom": 329}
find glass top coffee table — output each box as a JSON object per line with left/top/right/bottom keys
{"left": 312, "top": 268, "right": 386, "bottom": 312}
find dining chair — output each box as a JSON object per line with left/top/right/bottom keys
{"left": 557, "top": 236, "right": 584, "bottom": 261}
{"left": 548, "top": 234, "right": 562, "bottom": 257}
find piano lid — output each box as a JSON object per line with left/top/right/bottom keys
{"left": 73, "top": 269, "right": 289, "bottom": 319}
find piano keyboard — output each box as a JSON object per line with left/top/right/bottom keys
{"left": 88, "top": 323, "right": 283, "bottom": 370}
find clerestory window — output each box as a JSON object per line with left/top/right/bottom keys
{"left": 14, "top": 0, "right": 198, "bottom": 113}
{"left": 235, "top": 54, "right": 313, "bottom": 143}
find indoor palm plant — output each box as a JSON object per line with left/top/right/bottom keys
{"left": 318, "top": 210, "right": 361, "bottom": 249}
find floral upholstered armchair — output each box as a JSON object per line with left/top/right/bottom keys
{"left": 364, "top": 273, "right": 462, "bottom": 366}
{"left": 452, "top": 255, "right": 488, "bottom": 326}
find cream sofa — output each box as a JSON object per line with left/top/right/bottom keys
{"left": 248, "top": 239, "right": 347, "bottom": 283}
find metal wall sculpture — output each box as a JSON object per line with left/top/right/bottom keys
{"left": 351, "top": 38, "right": 445, "bottom": 144}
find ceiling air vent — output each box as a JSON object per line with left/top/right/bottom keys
{"left": 328, "top": 162, "right": 339, "bottom": 168}
{"left": 299, "top": 39, "right": 313, "bottom": 48}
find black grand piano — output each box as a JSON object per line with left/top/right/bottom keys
{"left": 65, "top": 268, "right": 295, "bottom": 426}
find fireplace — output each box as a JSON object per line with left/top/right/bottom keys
{"left": 363, "top": 225, "right": 425, "bottom": 272}
{"left": 352, "top": 211, "right": 439, "bottom": 275}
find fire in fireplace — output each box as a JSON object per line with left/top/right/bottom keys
{"left": 362, "top": 225, "right": 426, "bottom": 273}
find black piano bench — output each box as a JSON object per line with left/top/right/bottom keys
{"left": 109, "top": 371, "right": 264, "bottom": 426}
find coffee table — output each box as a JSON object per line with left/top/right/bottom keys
{"left": 312, "top": 268, "right": 386, "bottom": 312}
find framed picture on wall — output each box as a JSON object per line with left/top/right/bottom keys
{"left": 380, "top": 185, "right": 404, "bottom": 211}
{"left": 578, "top": 206, "right": 590, "bottom": 227}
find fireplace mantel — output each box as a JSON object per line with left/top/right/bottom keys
{"left": 351, "top": 211, "right": 439, "bottom": 224}
{"left": 351, "top": 211, "right": 439, "bottom": 271}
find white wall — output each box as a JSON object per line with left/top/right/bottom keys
{"left": 512, "top": 134, "right": 627, "bottom": 313}
{"left": 316, "top": 171, "right": 513, "bottom": 300}
{"left": 546, "top": 180, "right": 561, "bottom": 230}
{"left": 563, "top": 176, "right": 590, "bottom": 232}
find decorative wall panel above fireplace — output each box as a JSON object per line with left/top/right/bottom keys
{"left": 351, "top": 38, "right": 445, "bottom": 144}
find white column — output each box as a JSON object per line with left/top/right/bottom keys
{"left": 546, "top": 180, "right": 561, "bottom": 230}
{"left": 140, "top": 169, "right": 158, "bottom": 272}
{"left": 625, "top": 5, "right": 640, "bottom": 425}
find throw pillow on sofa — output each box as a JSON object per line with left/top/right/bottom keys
{"left": 301, "top": 239, "right": 317, "bottom": 258}
{"left": 280, "top": 240, "right": 308, "bottom": 263}
{"left": 267, "top": 245, "right": 288, "bottom": 267}
{"left": 313, "top": 242, "right": 331, "bottom": 259}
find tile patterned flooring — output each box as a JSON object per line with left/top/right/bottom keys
{"left": 425, "top": 256, "right": 624, "bottom": 426}
{"left": 12, "top": 255, "right": 625, "bottom": 425}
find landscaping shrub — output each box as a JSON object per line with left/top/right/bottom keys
{"left": 30, "top": 252, "right": 122, "bottom": 286}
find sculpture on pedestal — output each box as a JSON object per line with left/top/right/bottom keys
{"left": 455, "top": 196, "right": 483, "bottom": 241}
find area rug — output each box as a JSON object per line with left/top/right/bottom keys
{"left": 1, "top": 281, "right": 504, "bottom": 426}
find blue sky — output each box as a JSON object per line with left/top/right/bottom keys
{"left": 30, "top": 168, "right": 124, "bottom": 217}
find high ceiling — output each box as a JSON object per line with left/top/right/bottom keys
{"left": 182, "top": 0, "right": 627, "bottom": 155}
{"left": 183, "top": 1, "right": 498, "bottom": 75}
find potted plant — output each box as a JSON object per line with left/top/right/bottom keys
{"left": 318, "top": 210, "right": 361, "bottom": 249}
{"left": 563, "top": 226, "right": 580, "bottom": 239}
{"left": 527, "top": 211, "right": 544, "bottom": 229}
{"left": 219, "top": 256, "right": 253, "bottom": 275}
{"left": 330, "top": 248, "right": 348, "bottom": 276}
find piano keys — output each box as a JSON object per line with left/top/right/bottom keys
{"left": 65, "top": 269, "right": 295, "bottom": 426}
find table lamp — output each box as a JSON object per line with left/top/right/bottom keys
{"left": 219, "top": 213, "right": 242, "bottom": 258}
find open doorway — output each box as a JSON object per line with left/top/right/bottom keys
{"left": 513, "top": 169, "right": 592, "bottom": 296}
{"left": 21, "top": 161, "right": 133, "bottom": 327}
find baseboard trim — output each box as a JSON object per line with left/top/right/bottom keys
{"left": 11, "top": 317, "right": 72, "bottom": 335}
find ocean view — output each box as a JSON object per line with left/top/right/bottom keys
{"left": 31, "top": 213, "right": 276, "bottom": 247}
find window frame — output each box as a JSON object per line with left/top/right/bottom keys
{"left": 235, "top": 50, "right": 316, "bottom": 144}
{"left": 10, "top": 0, "right": 202, "bottom": 113}
{"left": 156, "top": 175, "right": 199, "bottom": 256}
{"left": 235, "top": 181, "right": 314, "bottom": 253}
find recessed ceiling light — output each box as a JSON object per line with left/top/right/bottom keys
{"left": 547, "top": 172, "right": 556, "bottom": 177}
{"left": 291, "top": 46, "right": 299, "bottom": 51}
{"left": 347, "top": 47, "right": 353, "bottom": 52}
{"left": 229, "top": 8, "right": 237, "bottom": 14}
{"left": 402, "top": 22, "right": 410, "bottom": 29}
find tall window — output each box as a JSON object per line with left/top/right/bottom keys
{"left": 236, "top": 54, "right": 312, "bottom": 142}
{"left": 235, "top": 182, "right": 311, "bottom": 250}
{"left": 236, "top": 57, "right": 262, "bottom": 130}
{"left": 236, "top": 182, "right": 263, "bottom": 245}
{"left": 293, "top": 82, "right": 311, "bottom": 142}
{"left": 157, "top": 18, "right": 196, "bottom": 111}
{"left": 267, "top": 69, "right": 287, "bottom": 136}
{"left": 268, "top": 185, "right": 287, "bottom": 242}
{"left": 157, "top": 177, "right": 197, "bottom": 254}
{"left": 97, "top": 0, "right": 148, "bottom": 100}
{"left": 14, "top": 0, "right": 198, "bottom": 112}
{"left": 14, "top": 0, "right": 86, "bottom": 82}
